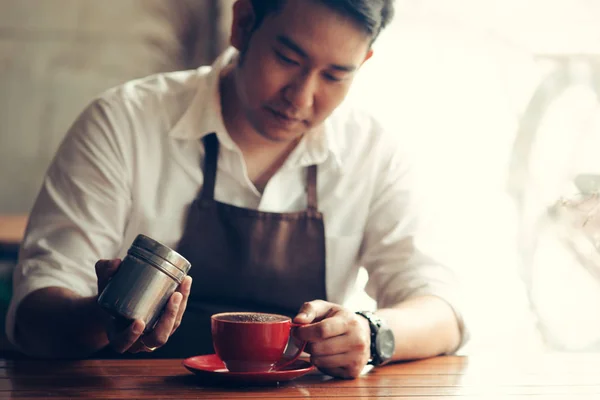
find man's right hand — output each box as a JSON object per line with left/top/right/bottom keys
{"left": 94, "top": 259, "right": 193, "bottom": 354}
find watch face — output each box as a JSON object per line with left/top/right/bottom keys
{"left": 375, "top": 328, "right": 395, "bottom": 361}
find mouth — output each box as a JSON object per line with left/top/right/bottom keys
{"left": 266, "top": 107, "right": 302, "bottom": 123}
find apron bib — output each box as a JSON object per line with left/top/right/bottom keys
{"left": 127, "top": 133, "right": 327, "bottom": 358}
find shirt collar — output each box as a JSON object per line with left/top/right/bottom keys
{"left": 286, "top": 118, "right": 342, "bottom": 169}
{"left": 169, "top": 47, "right": 342, "bottom": 168}
{"left": 168, "top": 47, "right": 238, "bottom": 150}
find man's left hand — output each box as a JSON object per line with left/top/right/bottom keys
{"left": 293, "top": 300, "right": 371, "bottom": 379}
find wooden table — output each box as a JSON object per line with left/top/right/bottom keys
{"left": 3, "top": 354, "right": 600, "bottom": 399}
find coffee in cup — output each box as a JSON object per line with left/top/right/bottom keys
{"left": 211, "top": 312, "right": 307, "bottom": 373}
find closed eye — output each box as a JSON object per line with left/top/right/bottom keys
{"left": 323, "top": 73, "right": 343, "bottom": 82}
{"left": 275, "top": 51, "right": 300, "bottom": 66}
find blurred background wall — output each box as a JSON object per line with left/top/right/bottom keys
{"left": 0, "top": 0, "right": 223, "bottom": 213}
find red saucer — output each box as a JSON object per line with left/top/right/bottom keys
{"left": 182, "top": 354, "right": 316, "bottom": 384}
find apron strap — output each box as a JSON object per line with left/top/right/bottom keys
{"left": 307, "top": 165, "right": 318, "bottom": 211}
{"left": 200, "top": 133, "right": 219, "bottom": 202}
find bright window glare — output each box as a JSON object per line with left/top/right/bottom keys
{"left": 346, "top": 1, "right": 600, "bottom": 355}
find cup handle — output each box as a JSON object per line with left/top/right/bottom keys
{"left": 273, "top": 322, "right": 308, "bottom": 371}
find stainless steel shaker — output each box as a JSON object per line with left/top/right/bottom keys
{"left": 97, "top": 234, "right": 191, "bottom": 333}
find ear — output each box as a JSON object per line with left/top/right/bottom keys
{"left": 230, "top": 0, "right": 257, "bottom": 52}
{"left": 362, "top": 48, "right": 374, "bottom": 65}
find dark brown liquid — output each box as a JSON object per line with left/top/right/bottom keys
{"left": 215, "top": 312, "right": 288, "bottom": 323}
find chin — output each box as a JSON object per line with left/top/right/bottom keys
{"left": 259, "top": 130, "right": 301, "bottom": 143}
{"left": 251, "top": 111, "right": 309, "bottom": 143}
{"left": 256, "top": 123, "right": 305, "bottom": 143}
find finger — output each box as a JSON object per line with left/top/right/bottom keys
{"left": 141, "top": 292, "right": 182, "bottom": 348}
{"left": 109, "top": 319, "right": 145, "bottom": 354}
{"left": 171, "top": 276, "right": 192, "bottom": 335}
{"left": 127, "top": 340, "right": 148, "bottom": 354}
{"left": 311, "top": 352, "right": 368, "bottom": 379}
{"left": 294, "top": 300, "right": 340, "bottom": 324}
{"left": 308, "top": 332, "right": 368, "bottom": 357}
{"left": 294, "top": 308, "right": 350, "bottom": 342}
{"left": 130, "top": 337, "right": 162, "bottom": 353}
{"left": 95, "top": 259, "right": 121, "bottom": 292}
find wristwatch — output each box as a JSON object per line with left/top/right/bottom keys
{"left": 355, "top": 311, "right": 395, "bottom": 366}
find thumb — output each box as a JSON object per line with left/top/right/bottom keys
{"left": 95, "top": 259, "right": 122, "bottom": 292}
{"left": 293, "top": 300, "right": 337, "bottom": 324}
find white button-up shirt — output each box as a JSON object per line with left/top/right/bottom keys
{"left": 7, "top": 48, "right": 466, "bottom": 347}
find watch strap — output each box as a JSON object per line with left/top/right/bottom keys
{"left": 355, "top": 310, "right": 382, "bottom": 366}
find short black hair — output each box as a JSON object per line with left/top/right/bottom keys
{"left": 250, "top": 0, "right": 395, "bottom": 43}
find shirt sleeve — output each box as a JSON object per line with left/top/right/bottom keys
{"left": 6, "top": 97, "right": 132, "bottom": 348}
{"left": 360, "top": 128, "right": 469, "bottom": 352}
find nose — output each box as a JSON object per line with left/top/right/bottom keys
{"left": 283, "top": 73, "right": 316, "bottom": 110}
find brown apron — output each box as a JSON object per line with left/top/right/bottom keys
{"left": 133, "top": 133, "right": 328, "bottom": 358}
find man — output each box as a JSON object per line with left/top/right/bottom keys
{"left": 8, "top": 0, "right": 466, "bottom": 379}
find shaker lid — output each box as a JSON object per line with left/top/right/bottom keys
{"left": 131, "top": 234, "right": 191, "bottom": 274}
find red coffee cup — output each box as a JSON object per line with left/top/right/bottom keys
{"left": 211, "top": 312, "right": 307, "bottom": 373}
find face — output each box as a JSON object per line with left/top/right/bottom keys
{"left": 227, "top": 0, "right": 374, "bottom": 143}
